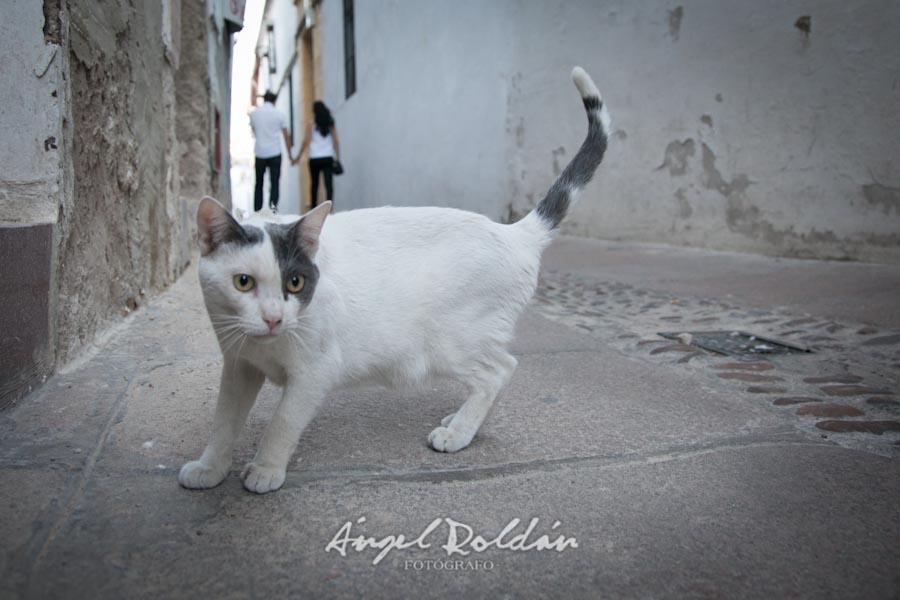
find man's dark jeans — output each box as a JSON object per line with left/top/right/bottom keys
{"left": 254, "top": 154, "right": 281, "bottom": 211}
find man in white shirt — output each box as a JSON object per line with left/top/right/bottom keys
{"left": 250, "top": 91, "right": 295, "bottom": 211}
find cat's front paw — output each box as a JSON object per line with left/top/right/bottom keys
{"left": 428, "top": 426, "right": 473, "bottom": 453}
{"left": 179, "top": 460, "right": 229, "bottom": 489}
{"left": 241, "top": 462, "right": 286, "bottom": 494}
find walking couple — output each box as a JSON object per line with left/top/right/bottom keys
{"left": 251, "top": 91, "right": 341, "bottom": 212}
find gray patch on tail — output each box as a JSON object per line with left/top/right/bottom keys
{"left": 535, "top": 93, "right": 609, "bottom": 230}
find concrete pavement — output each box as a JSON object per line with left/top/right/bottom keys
{"left": 1, "top": 236, "right": 898, "bottom": 599}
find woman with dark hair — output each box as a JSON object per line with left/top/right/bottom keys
{"left": 294, "top": 101, "right": 340, "bottom": 209}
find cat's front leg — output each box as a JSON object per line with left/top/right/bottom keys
{"left": 241, "top": 376, "right": 328, "bottom": 494}
{"left": 179, "top": 360, "right": 265, "bottom": 489}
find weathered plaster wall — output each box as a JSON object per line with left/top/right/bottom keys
{"left": 319, "top": 0, "right": 899, "bottom": 263}
{"left": 0, "top": 0, "right": 70, "bottom": 406}
{"left": 506, "top": 0, "right": 900, "bottom": 262}
{"left": 0, "top": 0, "right": 67, "bottom": 226}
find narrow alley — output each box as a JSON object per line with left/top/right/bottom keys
{"left": 2, "top": 237, "right": 899, "bottom": 598}
{"left": 2, "top": 1, "right": 899, "bottom": 598}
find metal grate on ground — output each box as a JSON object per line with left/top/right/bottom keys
{"left": 658, "top": 331, "right": 812, "bottom": 356}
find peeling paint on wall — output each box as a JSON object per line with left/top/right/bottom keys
{"left": 674, "top": 187, "right": 692, "bottom": 219}
{"left": 668, "top": 6, "right": 684, "bottom": 41}
{"left": 862, "top": 183, "right": 900, "bottom": 216}
{"left": 726, "top": 192, "right": 900, "bottom": 259}
{"left": 727, "top": 193, "right": 840, "bottom": 254}
{"left": 700, "top": 143, "right": 751, "bottom": 197}
{"left": 657, "top": 139, "right": 695, "bottom": 176}
{"left": 515, "top": 117, "right": 525, "bottom": 148}
{"left": 794, "top": 15, "right": 811, "bottom": 35}
{"left": 794, "top": 15, "right": 811, "bottom": 51}
{"left": 42, "top": 0, "right": 62, "bottom": 44}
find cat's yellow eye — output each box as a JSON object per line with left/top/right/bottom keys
{"left": 286, "top": 274, "right": 305, "bottom": 294}
{"left": 233, "top": 274, "right": 255, "bottom": 292}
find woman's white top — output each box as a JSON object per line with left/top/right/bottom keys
{"left": 309, "top": 126, "right": 335, "bottom": 159}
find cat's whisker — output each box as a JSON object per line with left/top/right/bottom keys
{"left": 286, "top": 321, "right": 314, "bottom": 338}
{"left": 231, "top": 333, "right": 248, "bottom": 373}
{"left": 208, "top": 315, "right": 243, "bottom": 326}
{"left": 288, "top": 325, "right": 314, "bottom": 338}
{"left": 287, "top": 330, "right": 311, "bottom": 355}
{"left": 212, "top": 323, "right": 244, "bottom": 338}
{"left": 218, "top": 327, "right": 247, "bottom": 355}
{"left": 214, "top": 325, "right": 243, "bottom": 345}
{"left": 286, "top": 333, "right": 299, "bottom": 356}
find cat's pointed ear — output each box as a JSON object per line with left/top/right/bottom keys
{"left": 295, "top": 201, "right": 331, "bottom": 258}
{"left": 197, "top": 196, "right": 245, "bottom": 256}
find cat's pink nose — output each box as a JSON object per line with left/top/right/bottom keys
{"left": 263, "top": 317, "right": 281, "bottom": 331}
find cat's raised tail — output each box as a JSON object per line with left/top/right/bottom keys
{"left": 532, "top": 67, "right": 611, "bottom": 230}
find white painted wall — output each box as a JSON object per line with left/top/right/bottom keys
{"left": 506, "top": 0, "right": 900, "bottom": 262}
{"left": 320, "top": 0, "right": 515, "bottom": 215}
{"left": 316, "top": 0, "right": 900, "bottom": 263}
{"left": 0, "top": 0, "right": 66, "bottom": 225}
{"left": 207, "top": 1, "right": 236, "bottom": 207}
{"left": 261, "top": 0, "right": 303, "bottom": 215}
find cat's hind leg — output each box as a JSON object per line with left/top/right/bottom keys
{"left": 428, "top": 352, "right": 517, "bottom": 453}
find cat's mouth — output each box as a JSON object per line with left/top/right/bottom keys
{"left": 252, "top": 331, "right": 281, "bottom": 341}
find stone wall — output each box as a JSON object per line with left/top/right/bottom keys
{"left": 177, "top": 0, "right": 213, "bottom": 204}
{"left": 57, "top": 0, "right": 185, "bottom": 366}
{"left": 0, "top": 0, "right": 230, "bottom": 408}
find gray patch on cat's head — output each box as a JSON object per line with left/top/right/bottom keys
{"left": 238, "top": 225, "right": 264, "bottom": 245}
{"left": 265, "top": 221, "right": 319, "bottom": 303}
{"left": 198, "top": 196, "right": 265, "bottom": 255}
{"left": 209, "top": 219, "right": 264, "bottom": 251}
{"left": 214, "top": 223, "right": 263, "bottom": 255}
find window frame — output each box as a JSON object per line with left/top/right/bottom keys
{"left": 343, "top": 0, "right": 356, "bottom": 98}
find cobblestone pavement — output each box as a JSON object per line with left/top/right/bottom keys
{"left": 533, "top": 268, "right": 900, "bottom": 457}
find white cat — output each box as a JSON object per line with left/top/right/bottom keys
{"left": 180, "top": 67, "right": 611, "bottom": 493}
